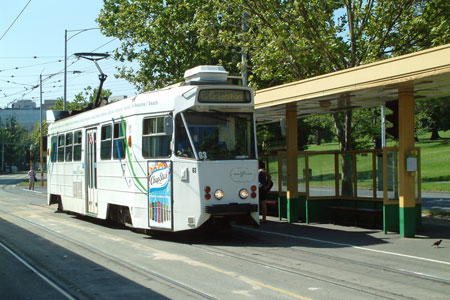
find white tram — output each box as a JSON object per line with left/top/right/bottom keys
{"left": 47, "top": 66, "right": 259, "bottom": 231}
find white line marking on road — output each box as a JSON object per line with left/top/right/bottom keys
{"left": 22, "top": 189, "right": 43, "bottom": 194}
{"left": 0, "top": 241, "right": 76, "bottom": 300}
{"left": 242, "top": 227, "right": 450, "bottom": 266}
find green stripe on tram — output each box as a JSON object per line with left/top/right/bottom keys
{"left": 120, "top": 116, "right": 148, "bottom": 194}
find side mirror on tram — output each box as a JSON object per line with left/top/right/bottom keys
{"left": 164, "top": 116, "right": 174, "bottom": 135}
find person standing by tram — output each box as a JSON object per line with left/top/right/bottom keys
{"left": 258, "top": 160, "right": 273, "bottom": 223}
{"left": 27, "top": 166, "right": 36, "bottom": 190}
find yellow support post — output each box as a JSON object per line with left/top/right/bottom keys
{"left": 286, "top": 103, "right": 299, "bottom": 223}
{"left": 398, "top": 85, "right": 416, "bottom": 237}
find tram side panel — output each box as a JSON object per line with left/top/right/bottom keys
{"left": 47, "top": 134, "right": 86, "bottom": 215}
{"left": 94, "top": 115, "right": 156, "bottom": 228}
{"left": 62, "top": 162, "right": 85, "bottom": 214}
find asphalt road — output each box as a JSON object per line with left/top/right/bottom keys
{"left": 1, "top": 174, "right": 450, "bottom": 300}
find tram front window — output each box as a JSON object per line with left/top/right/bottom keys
{"left": 176, "top": 111, "right": 255, "bottom": 160}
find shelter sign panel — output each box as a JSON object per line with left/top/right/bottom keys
{"left": 148, "top": 161, "right": 173, "bottom": 229}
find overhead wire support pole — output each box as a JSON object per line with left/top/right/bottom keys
{"left": 381, "top": 105, "right": 386, "bottom": 148}
{"left": 40, "top": 74, "right": 44, "bottom": 186}
{"left": 64, "top": 29, "right": 67, "bottom": 111}
{"left": 64, "top": 27, "right": 99, "bottom": 111}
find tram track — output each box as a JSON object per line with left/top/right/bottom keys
{"left": 190, "top": 243, "right": 414, "bottom": 300}
{"left": 185, "top": 225, "right": 450, "bottom": 300}
{"left": 1, "top": 180, "right": 448, "bottom": 299}
{"left": 0, "top": 208, "right": 217, "bottom": 300}
{"left": 233, "top": 226, "right": 450, "bottom": 285}
{"left": 3, "top": 197, "right": 448, "bottom": 300}
{"left": 0, "top": 240, "right": 77, "bottom": 300}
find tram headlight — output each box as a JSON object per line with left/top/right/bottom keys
{"left": 214, "top": 189, "right": 224, "bottom": 200}
{"left": 239, "top": 188, "right": 249, "bottom": 199}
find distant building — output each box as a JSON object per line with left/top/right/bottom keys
{"left": 11, "top": 99, "right": 36, "bottom": 109}
{"left": 0, "top": 100, "right": 56, "bottom": 131}
{"left": 41, "top": 99, "right": 57, "bottom": 111}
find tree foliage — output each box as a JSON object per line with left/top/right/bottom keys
{"left": 0, "top": 117, "right": 32, "bottom": 171}
{"left": 97, "top": 0, "right": 450, "bottom": 139}
{"left": 51, "top": 86, "right": 112, "bottom": 111}
{"left": 416, "top": 97, "right": 450, "bottom": 140}
{"left": 97, "top": 0, "right": 242, "bottom": 91}
{"left": 30, "top": 120, "right": 48, "bottom": 162}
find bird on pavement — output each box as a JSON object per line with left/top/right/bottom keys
{"left": 432, "top": 240, "right": 442, "bottom": 247}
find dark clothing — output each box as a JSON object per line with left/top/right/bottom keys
{"left": 258, "top": 169, "right": 272, "bottom": 201}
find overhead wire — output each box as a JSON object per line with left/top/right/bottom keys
{"left": 0, "top": 0, "right": 32, "bottom": 42}
{"left": 0, "top": 55, "right": 63, "bottom": 59}
{"left": 0, "top": 59, "right": 64, "bottom": 72}
{"left": 1, "top": 36, "right": 136, "bottom": 105}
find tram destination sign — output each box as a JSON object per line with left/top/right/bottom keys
{"left": 198, "top": 89, "right": 251, "bottom": 103}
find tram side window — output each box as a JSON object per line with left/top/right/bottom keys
{"left": 50, "top": 136, "right": 57, "bottom": 163}
{"left": 113, "top": 122, "right": 126, "bottom": 159}
{"left": 65, "top": 132, "right": 73, "bottom": 161}
{"left": 57, "top": 135, "right": 65, "bottom": 162}
{"left": 142, "top": 117, "right": 171, "bottom": 158}
{"left": 73, "top": 131, "right": 82, "bottom": 161}
{"left": 101, "top": 125, "right": 112, "bottom": 160}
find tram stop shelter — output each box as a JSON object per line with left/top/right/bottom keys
{"left": 254, "top": 44, "right": 450, "bottom": 238}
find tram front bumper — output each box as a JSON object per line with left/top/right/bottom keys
{"left": 205, "top": 203, "right": 258, "bottom": 215}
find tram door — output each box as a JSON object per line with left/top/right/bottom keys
{"left": 86, "top": 129, "right": 98, "bottom": 215}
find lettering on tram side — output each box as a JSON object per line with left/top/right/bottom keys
{"left": 49, "top": 99, "right": 160, "bottom": 132}
{"left": 148, "top": 161, "right": 172, "bottom": 229}
{"left": 230, "top": 167, "right": 255, "bottom": 182}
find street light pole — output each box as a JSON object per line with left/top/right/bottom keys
{"left": 64, "top": 29, "right": 67, "bottom": 111}
{"left": 64, "top": 28, "right": 98, "bottom": 111}
{"left": 40, "top": 74, "right": 44, "bottom": 186}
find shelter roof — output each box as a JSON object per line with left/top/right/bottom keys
{"left": 255, "top": 44, "right": 450, "bottom": 123}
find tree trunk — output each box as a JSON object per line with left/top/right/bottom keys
{"left": 341, "top": 153, "right": 354, "bottom": 196}
{"left": 430, "top": 127, "right": 441, "bottom": 140}
{"left": 333, "top": 110, "right": 354, "bottom": 197}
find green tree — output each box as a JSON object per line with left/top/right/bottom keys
{"left": 97, "top": 0, "right": 241, "bottom": 91}
{"left": 51, "top": 86, "right": 112, "bottom": 111}
{"left": 30, "top": 120, "right": 48, "bottom": 165}
{"left": 98, "top": 0, "right": 450, "bottom": 194}
{"left": 0, "top": 117, "right": 32, "bottom": 171}
{"left": 416, "top": 97, "right": 450, "bottom": 140}
{"left": 304, "top": 115, "right": 335, "bottom": 146}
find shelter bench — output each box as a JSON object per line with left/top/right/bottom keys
{"left": 324, "top": 205, "right": 383, "bottom": 228}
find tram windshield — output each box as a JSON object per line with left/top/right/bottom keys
{"left": 175, "top": 111, "right": 256, "bottom": 160}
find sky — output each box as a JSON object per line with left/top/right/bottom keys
{"left": 0, "top": 0, "right": 138, "bottom": 109}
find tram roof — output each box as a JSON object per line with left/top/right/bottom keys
{"left": 254, "top": 43, "right": 450, "bottom": 124}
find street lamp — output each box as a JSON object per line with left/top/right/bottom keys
{"left": 39, "top": 74, "right": 44, "bottom": 186}
{"left": 64, "top": 28, "right": 98, "bottom": 111}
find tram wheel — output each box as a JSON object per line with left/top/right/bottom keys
{"left": 107, "top": 204, "right": 132, "bottom": 226}
{"left": 56, "top": 196, "right": 64, "bottom": 212}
